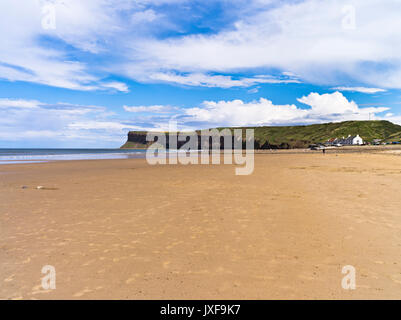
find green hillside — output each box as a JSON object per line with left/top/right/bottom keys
{"left": 122, "top": 120, "right": 401, "bottom": 149}
{"left": 228, "top": 120, "right": 401, "bottom": 148}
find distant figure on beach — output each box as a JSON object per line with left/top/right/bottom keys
{"left": 323, "top": 149, "right": 326, "bottom": 154}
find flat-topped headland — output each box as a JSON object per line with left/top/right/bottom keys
{"left": 121, "top": 120, "right": 401, "bottom": 150}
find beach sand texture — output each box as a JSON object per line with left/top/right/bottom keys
{"left": 1, "top": 153, "right": 401, "bottom": 299}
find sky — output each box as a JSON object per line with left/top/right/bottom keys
{"left": 1, "top": 0, "right": 401, "bottom": 148}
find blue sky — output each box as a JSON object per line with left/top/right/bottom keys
{"left": 0, "top": 0, "right": 400, "bottom": 148}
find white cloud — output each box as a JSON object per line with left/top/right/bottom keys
{"left": 247, "top": 87, "right": 260, "bottom": 94}
{"left": 131, "top": 9, "right": 161, "bottom": 24}
{"left": 180, "top": 92, "right": 389, "bottom": 128}
{"left": 0, "top": 0, "right": 129, "bottom": 91}
{"left": 0, "top": 98, "right": 136, "bottom": 147}
{"left": 68, "top": 121, "right": 139, "bottom": 130}
{"left": 123, "top": 105, "right": 174, "bottom": 113}
{"left": 2, "top": 0, "right": 401, "bottom": 90}
{"left": 0, "top": 99, "right": 41, "bottom": 109}
{"left": 331, "top": 87, "right": 387, "bottom": 94}
{"left": 130, "top": 0, "right": 401, "bottom": 88}
{"left": 147, "top": 72, "right": 299, "bottom": 88}
{"left": 100, "top": 81, "right": 130, "bottom": 92}
{"left": 297, "top": 91, "right": 389, "bottom": 118}
{"left": 297, "top": 91, "right": 360, "bottom": 114}
{"left": 184, "top": 98, "right": 306, "bottom": 126}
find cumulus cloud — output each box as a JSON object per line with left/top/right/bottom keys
{"left": 297, "top": 91, "right": 389, "bottom": 118}
{"left": 180, "top": 92, "right": 389, "bottom": 128}
{"left": 184, "top": 98, "right": 305, "bottom": 126}
{"left": 297, "top": 92, "right": 360, "bottom": 114}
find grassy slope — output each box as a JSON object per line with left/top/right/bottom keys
{"left": 222, "top": 120, "right": 401, "bottom": 147}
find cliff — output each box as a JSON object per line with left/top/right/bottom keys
{"left": 120, "top": 132, "right": 150, "bottom": 149}
{"left": 121, "top": 120, "right": 401, "bottom": 149}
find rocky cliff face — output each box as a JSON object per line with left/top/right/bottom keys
{"left": 120, "top": 132, "right": 150, "bottom": 149}
{"left": 120, "top": 130, "right": 311, "bottom": 150}
{"left": 121, "top": 131, "right": 249, "bottom": 150}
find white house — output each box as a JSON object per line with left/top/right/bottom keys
{"left": 351, "top": 134, "right": 363, "bottom": 145}
{"left": 326, "top": 134, "right": 364, "bottom": 145}
{"left": 339, "top": 134, "right": 364, "bottom": 145}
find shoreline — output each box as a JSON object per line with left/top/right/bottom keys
{"left": 1, "top": 145, "right": 401, "bottom": 166}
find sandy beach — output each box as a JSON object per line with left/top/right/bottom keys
{"left": 1, "top": 152, "right": 401, "bottom": 299}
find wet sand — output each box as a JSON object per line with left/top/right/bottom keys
{"left": 1, "top": 152, "right": 401, "bottom": 299}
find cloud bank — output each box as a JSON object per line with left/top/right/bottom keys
{"left": 0, "top": 98, "right": 139, "bottom": 147}
{"left": 1, "top": 0, "right": 400, "bottom": 90}
{"left": 179, "top": 92, "right": 389, "bottom": 128}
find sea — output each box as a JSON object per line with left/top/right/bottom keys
{"left": 0, "top": 149, "right": 148, "bottom": 164}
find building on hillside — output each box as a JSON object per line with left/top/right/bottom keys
{"left": 326, "top": 134, "right": 363, "bottom": 146}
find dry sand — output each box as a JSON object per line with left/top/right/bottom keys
{"left": 1, "top": 152, "right": 401, "bottom": 299}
